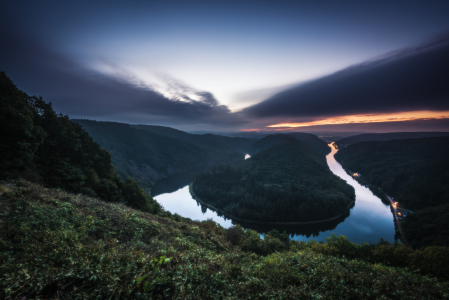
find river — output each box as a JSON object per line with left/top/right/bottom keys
{"left": 152, "top": 143, "right": 395, "bottom": 244}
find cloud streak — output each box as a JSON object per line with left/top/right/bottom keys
{"left": 243, "top": 32, "right": 449, "bottom": 120}
{"left": 0, "top": 27, "right": 245, "bottom": 129}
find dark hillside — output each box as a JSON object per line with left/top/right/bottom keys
{"left": 132, "top": 124, "right": 255, "bottom": 153}
{"left": 335, "top": 132, "right": 449, "bottom": 148}
{"left": 193, "top": 135, "right": 354, "bottom": 222}
{"left": 0, "top": 71, "right": 160, "bottom": 213}
{"left": 75, "top": 120, "right": 246, "bottom": 189}
{"left": 288, "top": 132, "right": 331, "bottom": 155}
{"left": 335, "top": 137, "right": 449, "bottom": 247}
{"left": 248, "top": 133, "right": 330, "bottom": 156}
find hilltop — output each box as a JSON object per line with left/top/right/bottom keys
{"left": 74, "top": 120, "right": 252, "bottom": 189}
{"left": 248, "top": 132, "right": 331, "bottom": 156}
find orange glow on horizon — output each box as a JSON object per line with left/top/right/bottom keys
{"left": 267, "top": 110, "right": 449, "bottom": 128}
{"left": 239, "top": 129, "right": 260, "bottom": 132}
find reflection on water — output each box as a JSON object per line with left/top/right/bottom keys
{"left": 151, "top": 167, "right": 208, "bottom": 197}
{"left": 154, "top": 185, "right": 234, "bottom": 228}
{"left": 153, "top": 144, "right": 395, "bottom": 244}
{"left": 233, "top": 209, "right": 352, "bottom": 238}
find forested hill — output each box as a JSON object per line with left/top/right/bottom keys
{"left": 248, "top": 132, "right": 330, "bottom": 156}
{"left": 74, "top": 120, "right": 250, "bottom": 189}
{"left": 334, "top": 137, "right": 449, "bottom": 248}
{"left": 193, "top": 135, "right": 354, "bottom": 222}
{"left": 335, "top": 132, "right": 449, "bottom": 148}
{"left": 0, "top": 71, "right": 160, "bottom": 213}
{"left": 132, "top": 124, "right": 255, "bottom": 153}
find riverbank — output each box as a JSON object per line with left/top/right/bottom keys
{"left": 154, "top": 143, "right": 395, "bottom": 244}
{"left": 189, "top": 183, "right": 355, "bottom": 226}
{"left": 334, "top": 154, "right": 409, "bottom": 245}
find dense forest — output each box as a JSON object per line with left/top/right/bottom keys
{"left": 335, "top": 131, "right": 449, "bottom": 148}
{"left": 0, "top": 71, "right": 160, "bottom": 213}
{"left": 193, "top": 135, "right": 355, "bottom": 222}
{"left": 335, "top": 137, "right": 449, "bottom": 247}
{"left": 132, "top": 124, "right": 254, "bottom": 153}
{"left": 74, "top": 120, "right": 251, "bottom": 189}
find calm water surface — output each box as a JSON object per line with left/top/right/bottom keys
{"left": 153, "top": 144, "right": 395, "bottom": 244}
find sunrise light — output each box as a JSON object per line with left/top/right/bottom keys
{"left": 239, "top": 129, "right": 260, "bottom": 132}
{"left": 267, "top": 110, "right": 449, "bottom": 128}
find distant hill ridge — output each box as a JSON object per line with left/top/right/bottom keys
{"left": 248, "top": 132, "right": 330, "bottom": 156}
{"left": 132, "top": 124, "right": 254, "bottom": 153}
{"left": 73, "top": 120, "right": 254, "bottom": 189}
{"left": 335, "top": 132, "right": 449, "bottom": 148}
{"left": 335, "top": 136, "right": 449, "bottom": 248}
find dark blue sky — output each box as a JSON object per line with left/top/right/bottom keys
{"left": 1, "top": 0, "right": 449, "bottom": 132}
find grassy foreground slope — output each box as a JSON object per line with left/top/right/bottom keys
{"left": 193, "top": 135, "right": 354, "bottom": 222}
{"left": 2, "top": 181, "right": 449, "bottom": 299}
{"left": 335, "top": 137, "right": 449, "bottom": 248}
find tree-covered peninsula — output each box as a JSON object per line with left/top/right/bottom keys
{"left": 335, "top": 137, "right": 449, "bottom": 248}
{"left": 192, "top": 135, "right": 355, "bottom": 222}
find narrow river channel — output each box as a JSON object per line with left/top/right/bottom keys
{"left": 153, "top": 143, "right": 395, "bottom": 244}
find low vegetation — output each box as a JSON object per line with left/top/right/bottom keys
{"left": 193, "top": 135, "right": 355, "bottom": 222}
{"left": 2, "top": 181, "right": 449, "bottom": 299}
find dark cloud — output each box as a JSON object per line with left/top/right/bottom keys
{"left": 0, "top": 27, "right": 244, "bottom": 129}
{"left": 243, "top": 32, "right": 449, "bottom": 119}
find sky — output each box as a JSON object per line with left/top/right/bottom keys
{"left": 1, "top": 0, "right": 449, "bottom": 132}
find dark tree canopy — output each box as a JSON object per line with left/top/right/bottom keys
{"left": 0, "top": 71, "right": 160, "bottom": 214}
{"left": 193, "top": 135, "right": 354, "bottom": 222}
{"left": 335, "top": 137, "right": 449, "bottom": 248}
{"left": 73, "top": 120, "right": 252, "bottom": 189}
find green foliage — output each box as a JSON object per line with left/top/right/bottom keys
{"left": 136, "top": 256, "right": 173, "bottom": 296}
{"left": 1, "top": 182, "right": 449, "bottom": 299}
{"left": 0, "top": 71, "right": 45, "bottom": 178}
{"left": 402, "top": 203, "right": 449, "bottom": 248}
{"left": 335, "top": 137, "right": 449, "bottom": 247}
{"left": 0, "top": 71, "right": 161, "bottom": 214}
{"left": 193, "top": 135, "right": 355, "bottom": 222}
{"left": 123, "top": 178, "right": 161, "bottom": 214}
